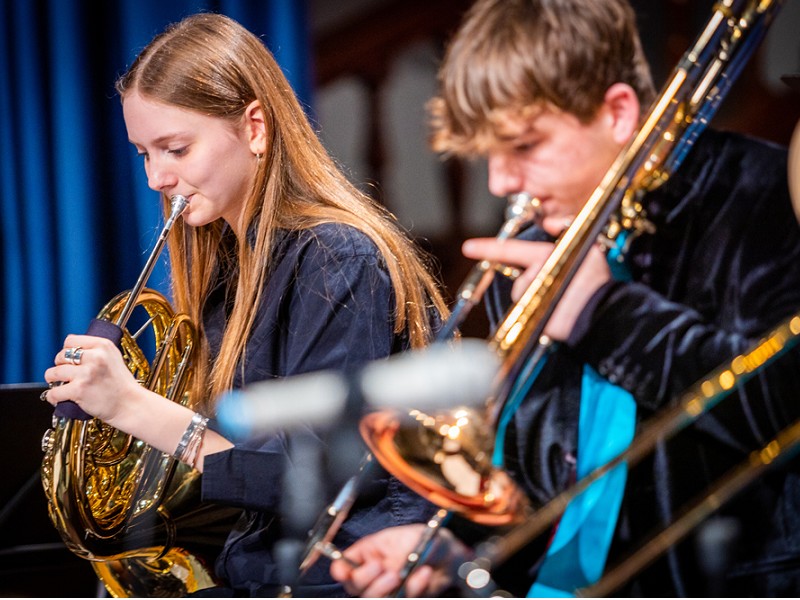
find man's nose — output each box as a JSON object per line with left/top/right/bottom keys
{"left": 487, "top": 153, "right": 524, "bottom": 197}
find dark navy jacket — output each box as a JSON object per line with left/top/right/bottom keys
{"left": 198, "top": 223, "right": 436, "bottom": 597}
{"left": 485, "top": 129, "right": 800, "bottom": 596}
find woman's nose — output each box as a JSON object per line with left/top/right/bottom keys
{"left": 145, "top": 158, "right": 178, "bottom": 192}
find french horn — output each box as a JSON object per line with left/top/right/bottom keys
{"left": 40, "top": 196, "right": 241, "bottom": 597}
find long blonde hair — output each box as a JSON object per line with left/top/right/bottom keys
{"left": 116, "top": 12, "right": 449, "bottom": 411}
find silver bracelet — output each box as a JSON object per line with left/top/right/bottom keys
{"left": 174, "top": 412, "right": 208, "bottom": 466}
{"left": 183, "top": 416, "right": 208, "bottom": 469}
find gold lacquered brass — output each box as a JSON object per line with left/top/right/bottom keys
{"left": 41, "top": 288, "right": 239, "bottom": 597}
{"left": 298, "top": 193, "right": 541, "bottom": 567}
{"left": 41, "top": 195, "right": 241, "bottom": 596}
{"left": 450, "top": 2, "right": 788, "bottom": 594}
{"left": 361, "top": 1, "right": 785, "bottom": 583}
{"left": 356, "top": 194, "right": 542, "bottom": 529}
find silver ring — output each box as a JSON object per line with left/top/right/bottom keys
{"left": 64, "top": 346, "right": 84, "bottom": 366}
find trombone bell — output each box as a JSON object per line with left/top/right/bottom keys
{"left": 360, "top": 407, "right": 528, "bottom": 526}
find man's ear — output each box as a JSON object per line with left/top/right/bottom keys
{"left": 244, "top": 100, "right": 268, "bottom": 156}
{"left": 603, "top": 83, "right": 641, "bottom": 144}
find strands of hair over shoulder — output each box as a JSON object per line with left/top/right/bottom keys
{"left": 116, "top": 13, "right": 449, "bottom": 411}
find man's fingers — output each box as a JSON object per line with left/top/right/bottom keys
{"left": 403, "top": 564, "right": 436, "bottom": 597}
{"left": 541, "top": 215, "right": 574, "bottom": 237}
{"left": 462, "top": 238, "right": 552, "bottom": 267}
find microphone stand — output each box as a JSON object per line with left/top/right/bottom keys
{"left": 277, "top": 372, "right": 368, "bottom": 596}
{"left": 276, "top": 429, "right": 326, "bottom": 597}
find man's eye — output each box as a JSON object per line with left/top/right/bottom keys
{"left": 168, "top": 147, "right": 188, "bottom": 156}
{"left": 514, "top": 142, "right": 537, "bottom": 153}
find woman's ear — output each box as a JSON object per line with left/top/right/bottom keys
{"left": 603, "top": 83, "right": 641, "bottom": 144}
{"left": 244, "top": 100, "right": 268, "bottom": 156}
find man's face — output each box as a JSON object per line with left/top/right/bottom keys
{"left": 484, "top": 107, "right": 625, "bottom": 222}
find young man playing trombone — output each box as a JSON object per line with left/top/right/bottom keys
{"left": 331, "top": 0, "right": 800, "bottom": 596}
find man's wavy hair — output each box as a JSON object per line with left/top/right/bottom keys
{"left": 429, "top": 0, "right": 656, "bottom": 156}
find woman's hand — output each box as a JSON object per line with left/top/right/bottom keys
{"left": 42, "top": 333, "right": 233, "bottom": 470}
{"left": 43, "top": 334, "right": 141, "bottom": 426}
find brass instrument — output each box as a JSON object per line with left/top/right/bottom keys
{"left": 359, "top": 0, "right": 785, "bottom": 592}
{"left": 436, "top": 192, "right": 542, "bottom": 341}
{"left": 582, "top": 106, "right": 800, "bottom": 600}
{"left": 297, "top": 192, "right": 541, "bottom": 575}
{"left": 463, "top": 311, "right": 800, "bottom": 597}
{"left": 358, "top": 192, "right": 542, "bottom": 527}
{"left": 40, "top": 196, "right": 240, "bottom": 597}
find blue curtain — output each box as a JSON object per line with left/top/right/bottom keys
{"left": 0, "top": 0, "right": 313, "bottom": 384}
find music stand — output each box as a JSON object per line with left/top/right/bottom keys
{"left": 0, "top": 382, "right": 100, "bottom": 597}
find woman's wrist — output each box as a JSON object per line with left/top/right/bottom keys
{"left": 173, "top": 411, "right": 210, "bottom": 468}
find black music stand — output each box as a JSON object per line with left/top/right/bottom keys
{"left": 0, "top": 382, "right": 101, "bottom": 597}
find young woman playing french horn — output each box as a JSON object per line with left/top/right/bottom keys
{"left": 43, "top": 12, "right": 449, "bottom": 597}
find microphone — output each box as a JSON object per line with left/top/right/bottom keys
{"left": 216, "top": 338, "right": 499, "bottom": 439}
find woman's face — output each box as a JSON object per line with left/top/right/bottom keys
{"left": 123, "top": 91, "right": 258, "bottom": 237}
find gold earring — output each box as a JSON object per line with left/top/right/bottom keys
{"left": 255, "top": 153, "right": 263, "bottom": 163}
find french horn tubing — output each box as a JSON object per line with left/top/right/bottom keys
{"left": 360, "top": 0, "right": 785, "bottom": 593}
{"left": 40, "top": 195, "right": 241, "bottom": 597}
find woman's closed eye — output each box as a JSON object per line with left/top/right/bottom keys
{"left": 134, "top": 146, "right": 189, "bottom": 161}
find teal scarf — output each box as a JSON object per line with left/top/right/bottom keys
{"left": 493, "top": 240, "right": 637, "bottom": 596}
{"left": 528, "top": 365, "right": 635, "bottom": 596}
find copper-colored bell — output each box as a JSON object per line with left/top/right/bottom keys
{"left": 361, "top": 406, "right": 528, "bottom": 526}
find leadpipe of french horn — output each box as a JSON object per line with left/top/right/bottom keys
{"left": 115, "top": 194, "right": 189, "bottom": 329}
{"left": 52, "top": 194, "right": 190, "bottom": 421}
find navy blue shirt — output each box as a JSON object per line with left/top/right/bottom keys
{"left": 199, "top": 223, "right": 436, "bottom": 596}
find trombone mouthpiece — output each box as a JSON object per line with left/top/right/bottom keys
{"left": 505, "top": 192, "right": 542, "bottom": 225}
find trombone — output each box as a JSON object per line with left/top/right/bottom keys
{"left": 297, "top": 192, "right": 542, "bottom": 576}
{"left": 459, "top": 311, "right": 800, "bottom": 597}
{"left": 358, "top": 0, "right": 785, "bottom": 594}
{"left": 583, "top": 89, "right": 800, "bottom": 600}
